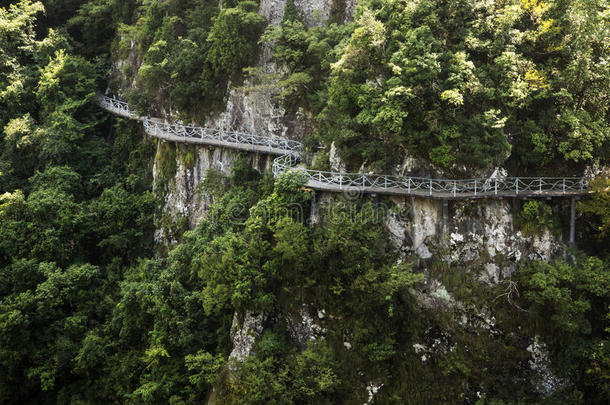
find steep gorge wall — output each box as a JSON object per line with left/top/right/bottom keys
{"left": 153, "top": 143, "right": 274, "bottom": 245}
{"left": 157, "top": 0, "right": 356, "bottom": 237}
{"left": 96, "top": 1, "right": 600, "bottom": 400}
{"left": 153, "top": 0, "right": 571, "bottom": 334}
{"left": 119, "top": 1, "right": 575, "bottom": 395}
{"left": 204, "top": 0, "right": 358, "bottom": 138}
{"left": 312, "top": 193, "right": 570, "bottom": 278}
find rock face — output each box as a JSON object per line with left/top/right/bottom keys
{"left": 144, "top": 0, "right": 571, "bottom": 395}
{"left": 527, "top": 337, "right": 566, "bottom": 396}
{"left": 344, "top": 0, "right": 358, "bottom": 21}
{"left": 206, "top": 0, "right": 287, "bottom": 138}
{"left": 109, "top": 34, "right": 139, "bottom": 95}
{"left": 382, "top": 195, "right": 568, "bottom": 267}
{"left": 329, "top": 141, "right": 347, "bottom": 172}
{"left": 379, "top": 195, "right": 570, "bottom": 397}
{"left": 113, "top": 0, "right": 360, "bottom": 237}
{"left": 411, "top": 199, "right": 442, "bottom": 259}
{"left": 285, "top": 306, "right": 325, "bottom": 347}
{"left": 155, "top": 0, "right": 363, "bottom": 234}
{"left": 293, "top": 0, "right": 334, "bottom": 26}
{"left": 365, "top": 382, "right": 383, "bottom": 405}
{"left": 157, "top": 0, "right": 363, "bottom": 237}
{"left": 206, "top": 0, "right": 359, "bottom": 136}
{"left": 259, "top": 0, "right": 287, "bottom": 25}
{"left": 310, "top": 192, "right": 569, "bottom": 281}
{"left": 229, "top": 312, "right": 266, "bottom": 364}
{"left": 154, "top": 144, "right": 273, "bottom": 246}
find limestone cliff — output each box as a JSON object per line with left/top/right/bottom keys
{"left": 119, "top": 0, "right": 575, "bottom": 398}
{"left": 152, "top": 144, "right": 274, "bottom": 246}
{"left": 155, "top": 0, "right": 354, "bottom": 243}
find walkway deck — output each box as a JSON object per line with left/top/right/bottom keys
{"left": 98, "top": 95, "right": 588, "bottom": 199}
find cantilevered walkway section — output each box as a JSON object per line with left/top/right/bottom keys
{"left": 98, "top": 95, "right": 588, "bottom": 200}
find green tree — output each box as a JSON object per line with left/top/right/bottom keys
{"left": 311, "top": 0, "right": 610, "bottom": 172}
{"left": 579, "top": 178, "right": 610, "bottom": 254}
{"left": 519, "top": 256, "right": 610, "bottom": 402}
{"left": 201, "top": 1, "right": 266, "bottom": 110}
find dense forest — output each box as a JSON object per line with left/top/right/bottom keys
{"left": 0, "top": 0, "right": 608, "bottom": 404}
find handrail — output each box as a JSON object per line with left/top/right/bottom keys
{"left": 97, "top": 95, "right": 588, "bottom": 199}
{"left": 98, "top": 95, "right": 301, "bottom": 152}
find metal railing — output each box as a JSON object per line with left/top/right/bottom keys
{"left": 98, "top": 95, "right": 588, "bottom": 199}
{"left": 272, "top": 154, "right": 586, "bottom": 197}
{"left": 142, "top": 120, "right": 302, "bottom": 154}
{"left": 97, "top": 95, "right": 140, "bottom": 120}
{"left": 98, "top": 95, "right": 301, "bottom": 153}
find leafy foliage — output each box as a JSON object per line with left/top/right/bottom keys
{"left": 163, "top": 168, "right": 423, "bottom": 403}
{"left": 519, "top": 257, "right": 610, "bottom": 402}
{"left": 0, "top": 2, "right": 156, "bottom": 402}
{"left": 269, "top": 0, "right": 610, "bottom": 172}
{"left": 518, "top": 200, "right": 556, "bottom": 236}
{"left": 261, "top": 19, "right": 353, "bottom": 114}
{"left": 118, "top": 0, "right": 266, "bottom": 120}
{"left": 579, "top": 178, "right": 610, "bottom": 254}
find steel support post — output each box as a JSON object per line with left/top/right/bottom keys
{"left": 569, "top": 197, "right": 576, "bottom": 246}
{"left": 442, "top": 200, "right": 449, "bottom": 234}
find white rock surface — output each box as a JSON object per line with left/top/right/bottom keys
{"left": 259, "top": 0, "right": 287, "bottom": 25}
{"left": 329, "top": 141, "right": 347, "bottom": 172}
{"left": 413, "top": 280, "right": 455, "bottom": 310}
{"left": 294, "top": 0, "right": 333, "bottom": 26}
{"left": 530, "top": 229, "right": 559, "bottom": 262}
{"left": 285, "top": 306, "right": 325, "bottom": 346}
{"left": 527, "top": 336, "right": 566, "bottom": 396}
{"left": 365, "top": 382, "right": 383, "bottom": 405}
{"left": 387, "top": 209, "right": 407, "bottom": 246}
{"left": 155, "top": 144, "right": 273, "bottom": 246}
{"left": 479, "top": 263, "right": 501, "bottom": 285}
{"left": 207, "top": 0, "right": 288, "bottom": 138}
{"left": 110, "top": 34, "right": 140, "bottom": 94}
{"left": 584, "top": 163, "right": 610, "bottom": 179}
{"left": 229, "top": 312, "right": 266, "bottom": 363}
{"left": 483, "top": 200, "right": 515, "bottom": 258}
{"left": 345, "top": 0, "right": 358, "bottom": 21}
{"left": 411, "top": 199, "right": 440, "bottom": 256}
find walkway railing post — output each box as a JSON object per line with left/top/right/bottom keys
{"left": 474, "top": 180, "right": 477, "bottom": 197}
{"left": 339, "top": 174, "right": 343, "bottom": 189}
{"left": 563, "top": 179, "right": 566, "bottom": 194}
{"left": 429, "top": 180, "right": 432, "bottom": 196}
{"left": 495, "top": 178, "right": 498, "bottom": 196}
{"left": 569, "top": 197, "right": 576, "bottom": 245}
{"left": 539, "top": 178, "right": 542, "bottom": 193}
{"left": 453, "top": 181, "right": 456, "bottom": 198}
{"left": 408, "top": 178, "right": 411, "bottom": 194}
{"left": 442, "top": 200, "right": 449, "bottom": 233}
{"left": 384, "top": 176, "right": 388, "bottom": 189}
{"left": 516, "top": 177, "right": 519, "bottom": 195}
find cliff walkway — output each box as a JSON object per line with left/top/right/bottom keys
{"left": 98, "top": 95, "right": 588, "bottom": 200}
